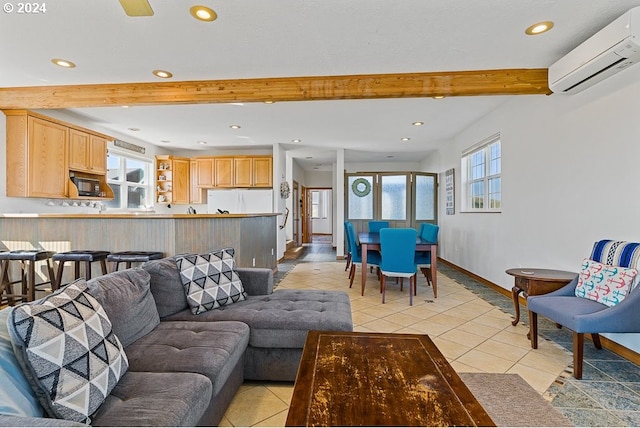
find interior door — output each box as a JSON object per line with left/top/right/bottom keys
{"left": 302, "top": 186, "right": 313, "bottom": 243}
{"left": 293, "top": 181, "right": 300, "bottom": 246}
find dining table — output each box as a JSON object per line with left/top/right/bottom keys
{"left": 358, "top": 231, "right": 438, "bottom": 298}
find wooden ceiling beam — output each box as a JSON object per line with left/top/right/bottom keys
{"left": 0, "top": 68, "right": 550, "bottom": 109}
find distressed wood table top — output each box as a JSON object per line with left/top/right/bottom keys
{"left": 286, "top": 331, "right": 495, "bottom": 427}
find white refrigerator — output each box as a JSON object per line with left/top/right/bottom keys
{"left": 207, "top": 189, "right": 273, "bottom": 214}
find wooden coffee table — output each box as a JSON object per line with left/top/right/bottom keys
{"left": 285, "top": 331, "right": 495, "bottom": 427}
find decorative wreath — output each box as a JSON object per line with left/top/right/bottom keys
{"left": 280, "top": 181, "right": 291, "bottom": 199}
{"left": 352, "top": 178, "right": 371, "bottom": 197}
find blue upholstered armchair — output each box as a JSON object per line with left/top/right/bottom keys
{"left": 527, "top": 240, "right": 640, "bottom": 379}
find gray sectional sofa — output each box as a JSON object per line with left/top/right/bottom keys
{"left": 0, "top": 256, "right": 353, "bottom": 426}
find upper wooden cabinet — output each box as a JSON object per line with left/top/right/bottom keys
{"left": 156, "top": 155, "right": 190, "bottom": 205}
{"left": 190, "top": 159, "right": 204, "bottom": 204}
{"left": 214, "top": 157, "right": 234, "bottom": 187}
{"left": 5, "top": 110, "right": 113, "bottom": 199}
{"left": 196, "top": 158, "right": 215, "bottom": 187}
{"left": 68, "top": 130, "right": 108, "bottom": 174}
{"left": 6, "top": 112, "right": 69, "bottom": 198}
{"left": 252, "top": 156, "right": 273, "bottom": 187}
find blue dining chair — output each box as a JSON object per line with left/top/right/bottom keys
{"left": 415, "top": 224, "right": 439, "bottom": 291}
{"left": 368, "top": 221, "right": 390, "bottom": 233}
{"left": 379, "top": 228, "right": 418, "bottom": 305}
{"left": 346, "top": 222, "right": 381, "bottom": 289}
{"left": 528, "top": 240, "right": 640, "bottom": 379}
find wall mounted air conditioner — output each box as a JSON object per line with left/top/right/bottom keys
{"left": 549, "top": 7, "right": 640, "bottom": 94}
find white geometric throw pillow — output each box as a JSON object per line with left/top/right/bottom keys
{"left": 7, "top": 279, "right": 128, "bottom": 424}
{"left": 176, "top": 248, "right": 247, "bottom": 314}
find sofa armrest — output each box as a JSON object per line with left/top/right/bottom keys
{"left": 0, "top": 415, "right": 85, "bottom": 427}
{"left": 237, "top": 268, "right": 273, "bottom": 295}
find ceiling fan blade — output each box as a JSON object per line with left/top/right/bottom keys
{"left": 119, "top": 0, "right": 154, "bottom": 16}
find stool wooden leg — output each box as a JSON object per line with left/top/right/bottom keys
{"left": 54, "top": 261, "right": 65, "bottom": 291}
{"left": 126, "top": 262, "right": 132, "bottom": 269}
{"left": 74, "top": 261, "right": 81, "bottom": 281}
{"left": 0, "top": 260, "right": 11, "bottom": 305}
{"left": 28, "top": 260, "right": 36, "bottom": 302}
{"left": 100, "top": 260, "right": 108, "bottom": 275}
{"left": 85, "top": 261, "right": 92, "bottom": 280}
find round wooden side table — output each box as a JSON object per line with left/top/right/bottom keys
{"left": 506, "top": 268, "right": 577, "bottom": 326}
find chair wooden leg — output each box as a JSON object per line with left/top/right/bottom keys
{"left": 573, "top": 332, "right": 584, "bottom": 379}
{"left": 591, "top": 333, "right": 602, "bottom": 349}
{"left": 349, "top": 265, "right": 356, "bottom": 288}
{"left": 409, "top": 275, "right": 414, "bottom": 306}
{"left": 54, "top": 261, "right": 65, "bottom": 291}
{"left": 529, "top": 311, "right": 538, "bottom": 349}
{"left": 345, "top": 253, "right": 351, "bottom": 272}
{"left": 381, "top": 275, "right": 386, "bottom": 304}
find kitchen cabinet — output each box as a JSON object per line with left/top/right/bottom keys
{"left": 196, "top": 158, "right": 215, "bottom": 187}
{"left": 214, "top": 157, "right": 234, "bottom": 187}
{"left": 156, "top": 155, "right": 190, "bottom": 205}
{"left": 5, "top": 112, "right": 69, "bottom": 198}
{"left": 234, "top": 156, "right": 273, "bottom": 188}
{"left": 68, "top": 130, "right": 108, "bottom": 174}
{"left": 190, "top": 159, "right": 204, "bottom": 204}
{"left": 252, "top": 156, "right": 273, "bottom": 187}
{"left": 5, "top": 110, "right": 114, "bottom": 199}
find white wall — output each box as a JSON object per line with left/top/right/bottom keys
{"left": 311, "top": 190, "right": 333, "bottom": 234}
{"left": 423, "top": 66, "right": 640, "bottom": 352}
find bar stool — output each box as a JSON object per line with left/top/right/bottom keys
{"left": 107, "top": 251, "right": 164, "bottom": 271}
{"left": 0, "top": 250, "right": 56, "bottom": 305}
{"left": 52, "top": 250, "right": 111, "bottom": 291}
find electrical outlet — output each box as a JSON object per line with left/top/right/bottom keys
{"left": 271, "top": 248, "right": 274, "bottom": 256}
{"left": 252, "top": 257, "right": 256, "bottom": 267}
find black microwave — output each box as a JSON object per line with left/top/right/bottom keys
{"left": 71, "top": 177, "right": 101, "bottom": 197}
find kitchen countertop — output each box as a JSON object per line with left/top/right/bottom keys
{"left": 0, "top": 213, "right": 279, "bottom": 219}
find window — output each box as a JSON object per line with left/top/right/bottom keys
{"left": 461, "top": 134, "right": 501, "bottom": 212}
{"left": 105, "top": 150, "right": 153, "bottom": 211}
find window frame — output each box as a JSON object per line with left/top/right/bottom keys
{"left": 461, "top": 133, "right": 502, "bottom": 213}
{"left": 105, "top": 149, "right": 154, "bottom": 212}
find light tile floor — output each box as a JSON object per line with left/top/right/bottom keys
{"left": 221, "top": 241, "right": 640, "bottom": 427}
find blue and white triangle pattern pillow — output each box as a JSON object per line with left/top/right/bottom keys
{"left": 176, "top": 248, "right": 247, "bottom": 314}
{"left": 7, "top": 279, "right": 128, "bottom": 424}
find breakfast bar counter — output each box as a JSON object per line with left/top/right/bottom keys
{"left": 0, "top": 213, "right": 278, "bottom": 270}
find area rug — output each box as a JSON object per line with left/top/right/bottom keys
{"left": 459, "top": 373, "right": 573, "bottom": 427}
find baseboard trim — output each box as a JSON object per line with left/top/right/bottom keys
{"left": 439, "top": 257, "right": 640, "bottom": 368}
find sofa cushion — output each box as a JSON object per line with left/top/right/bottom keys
{"left": 164, "top": 290, "right": 353, "bottom": 348}
{"left": 142, "top": 256, "right": 189, "bottom": 318}
{"left": 575, "top": 258, "right": 638, "bottom": 307}
{"left": 90, "top": 371, "right": 212, "bottom": 427}
{"left": 124, "top": 320, "right": 249, "bottom": 396}
{"left": 86, "top": 268, "right": 160, "bottom": 348}
{"left": 176, "top": 249, "right": 247, "bottom": 314}
{"left": 0, "top": 307, "right": 44, "bottom": 418}
{"left": 7, "top": 279, "right": 128, "bottom": 424}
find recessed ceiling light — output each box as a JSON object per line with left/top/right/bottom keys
{"left": 229, "top": 125, "right": 241, "bottom": 129}
{"left": 433, "top": 96, "right": 445, "bottom": 99}
{"left": 121, "top": 105, "right": 129, "bottom": 108}
{"left": 401, "top": 137, "right": 411, "bottom": 141}
{"left": 305, "top": 156, "right": 313, "bottom": 159}
{"left": 128, "top": 127, "right": 140, "bottom": 132}
{"left": 412, "top": 121, "right": 424, "bottom": 126}
{"left": 387, "top": 155, "right": 394, "bottom": 158}
{"left": 264, "top": 100, "right": 275, "bottom": 104}
{"left": 160, "top": 140, "right": 171, "bottom": 143}
{"left": 190, "top": 5, "right": 217, "bottom": 22}
{"left": 525, "top": 21, "right": 554, "bottom": 35}
{"left": 51, "top": 58, "right": 76, "bottom": 68}
{"left": 198, "top": 141, "right": 207, "bottom": 145}
{"left": 292, "top": 139, "right": 302, "bottom": 143}
{"left": 153, "top": 69, "right": 173, "bottom": 78}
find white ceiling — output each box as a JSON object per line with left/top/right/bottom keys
{"left": 2, "top": 0, "right": 640, "bottom": 170}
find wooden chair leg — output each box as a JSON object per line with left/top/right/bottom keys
{"left": 54, "top": 261, "right": 65, "bottom": 291}
{"left": 529, "top": 311, "right": 538, "bottom": 349}
{"left": 573, "top": 332, "right": 584, "bottom": 379}
{"left": 381, "top": 275, "right": 386, "bottom": 304}
{"left": 591, "top": 333, "right": 602, "bottom": 349}
{"left": 349, "top": 265, "right": 356, "bottom": 288}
